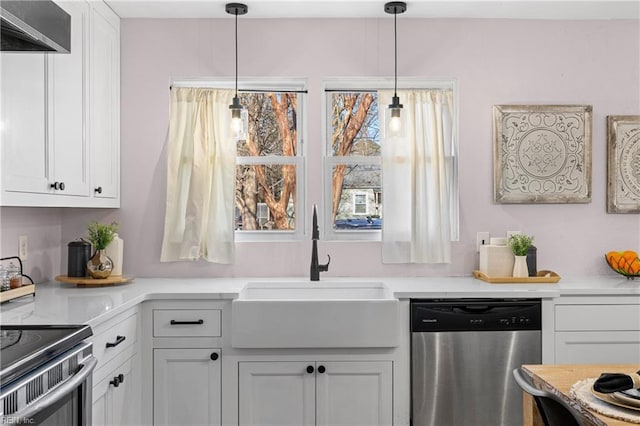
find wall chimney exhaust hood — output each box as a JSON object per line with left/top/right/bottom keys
{"left": 1, "top": 1, "right": 70, "bottom": 52}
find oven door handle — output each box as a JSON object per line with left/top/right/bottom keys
{"left": 12, "top": 356, "right": 97, "bottom": 421}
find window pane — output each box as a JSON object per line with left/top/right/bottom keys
{"left": 235, "top": 164, "right": 296, "bottom": 231}
{"left": 329, "top": 92, "right": 379, "bottom": 157}
{"left": 237, "top": 92, "right": 298, "bottom": 157}
{"left": 331, "top": 164, "right": 381, "bottom": 230}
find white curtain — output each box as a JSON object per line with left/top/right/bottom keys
{"left": 380, "top": 89, "right": 458, "bottom": 264}
{"left": 161, "top": 87, "right": 236, "bottom": 263}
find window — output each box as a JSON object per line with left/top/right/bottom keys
{"left": 232, "top": 83, "right": 306, "bottom": 241}
{"left": 325, "top": 90, "right": 381, "bottom": 238}
{"left": 354, "top": 193, "right": 367, "bottom": 214}
{"left": 324, "top": 79, "right": 458, "bottom": 243}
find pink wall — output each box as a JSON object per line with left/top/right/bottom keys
{"left": 0, "top": 208, "right": 62, "bottom": 282}
{"left": 4, "top": 17, "right": 639, "bottom": 280}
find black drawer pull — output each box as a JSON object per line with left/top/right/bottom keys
{"left": 94, "top": 186, "right": 103, "bottom": 194}
{"left": 306, "top": 365, "right": 314, "bottom": 374}
{"left": 318, "top": 365, "right": 326, "bottom": 374}
{"left": 106, "top": 335, "right": 126, "bottom": 348}
{"left": 170, "top": 319, "right": 204, "bottom": 325}
{"left": 210, "top": 352, "right": 219, "bottom": 361}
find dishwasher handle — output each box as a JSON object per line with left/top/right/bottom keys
{"left": 453, "top": 305, "right": 493, "bottom": 314}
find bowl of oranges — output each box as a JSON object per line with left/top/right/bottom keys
{"left": 605, "top": 250, "right": 640, "bottom": 279}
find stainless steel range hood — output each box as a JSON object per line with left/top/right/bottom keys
{"left": 1, "top": 1, "right": 70, "bottom": 52}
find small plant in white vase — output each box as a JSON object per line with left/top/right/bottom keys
{"left": 508, "top": 233, "right": 534, "bottom": 278}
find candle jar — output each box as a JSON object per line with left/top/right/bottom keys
{"left": 7, "top": 263, "right": 21, "bottom": 289}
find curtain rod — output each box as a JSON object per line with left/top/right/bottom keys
{"left": 324, "top": 89, "right": 378, "bottom": 93}
{"left": 169, "top": 85, "right": 307, "bottom": 93}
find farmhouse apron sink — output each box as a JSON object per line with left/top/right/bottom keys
{"left": 231, "top": 281, "right": 399, "bottom": 348}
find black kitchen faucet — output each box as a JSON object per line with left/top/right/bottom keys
{"left": 310, "top": 205, "right": 330, "bottom": 281}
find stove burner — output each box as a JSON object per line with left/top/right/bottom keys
{"left": 0, "top": 330, "right": 44, "bottom": 352}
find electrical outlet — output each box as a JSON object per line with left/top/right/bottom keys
{"left": 476, "top": 232, "right": 490, "bottom": 252}
{"left": 19, "top": 235, "right": 28, "bottom": 261}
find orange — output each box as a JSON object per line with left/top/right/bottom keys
{"left": 622, "top": 250, "right": 638, "bottom": 262}
{"left": 606, "top": 251, "right": 623, "bottom": 269}
{"left": 629, "top": 258, "right": 640, "bottom": 275}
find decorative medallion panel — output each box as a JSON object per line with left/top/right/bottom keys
{"left": 607, "top": 115, "right": 640, "bottom": 213}
{"left": 493, "top": 105, "right": 592, "bottom": 204}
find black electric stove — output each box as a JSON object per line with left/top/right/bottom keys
{"left": 0, "top": 325, "right": 93, "bottom": 387}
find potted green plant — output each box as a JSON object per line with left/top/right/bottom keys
{"left": 86, "top": 221, "right": 118, "bottom": 279}
{"left": 508, "top": 233, "right": 534, "bottom": 277}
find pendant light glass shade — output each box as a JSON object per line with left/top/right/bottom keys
{"left": 226, "top": 3, "right": 248, "bottom": 141}
{"left": 229, "top": 96, "right": 247, "bottom": 140}
{"left": 386, "top": 94, "right": 404, "bottom": 137}
{"left": 384, "top": 2, "right": 406, "bottom": 138}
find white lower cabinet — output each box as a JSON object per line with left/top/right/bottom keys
{"left": 153, "top": 348, "right": 222, "bottom": 426}
{"left": 238, "top": 360, "right": 393, "bottom": 426}
{"left": 90, "top": 307, "right": 141, "bottom": 425}
{"left": 93, "top": 355, "right": 139, "bottom": 426}
{"left": 553, "top": 298, "right": 640, "bottom": 364}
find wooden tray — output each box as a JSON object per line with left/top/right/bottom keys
{"left": 0, "top": 284, "right": 36, "bottom": 303}
{"left": 473, "top": 270, "right": 560, "bottom": 284}
{"left": 55, "top": 275, "right": 134, "bottom": 287}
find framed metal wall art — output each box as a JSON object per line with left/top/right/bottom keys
{"left": 493, "top": 105, "right": 592, "bottom": 204}
{"left": 607, "top": 115, "right": 640, "bottom": 213}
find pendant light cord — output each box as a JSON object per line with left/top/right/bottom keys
{"left": 234, "top": 10, "right": 239, "bottom": 98}
{"left": 393, "top": 7, "right": 398, "bottom": 97}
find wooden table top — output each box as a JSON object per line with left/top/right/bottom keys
{"left": 523, "top": 364, "right": 640, "bottom": 426}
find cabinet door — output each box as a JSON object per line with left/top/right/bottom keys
{"left": 316, "top": 361, "right": 393, "bottom": 426}
{"left": 92, "top": 355, "right": 138, "bottom": 426}
{"left": 90, "top": 1, "right": 120, "bottom": 200}
{"left": 49, "top": 0, "right": 90, "bottom": 196}
{"left": 153, "top": 348, "right": 221, "bottom": 426}
{"left": 238, "top": 361, "right": 315, "bottom": 426}
{"left": 0, "top": 53, "right": 48, "bottom": 194}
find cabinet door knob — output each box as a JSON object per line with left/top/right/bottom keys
{"left": 317, "top": 365, "right": 326, "bottom": 374}
{"left": 94, "top": 186, "right": 103, "bottom": 194}
{"left": 109, "top": 375, "right": 122, "bottom": 387}
{"left": 50, "top": 181, "right": 65, "bottom": 191}
{"left": 210, "top": 352, "right": 219, "bottom": 361}
{"left": 306, "top": 365, "right": 314, "bottom": 374}
{"left": 105, "top": 335, "right": 126, "bottom": 348}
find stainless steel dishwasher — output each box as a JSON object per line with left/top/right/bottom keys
{"left": 411, "top": 298, "right": 542, "bottom": 426}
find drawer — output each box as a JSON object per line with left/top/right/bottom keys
{"left": 153, "top": 309, "right": 221, "bottom": 337}
{"left": 92, "top": 311, "right": 138, "bottom": 367}
{"left": 555, "top": 304, "right": 640, "bottom": 331}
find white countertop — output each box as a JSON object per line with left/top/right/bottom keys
{"left": 0, "top": 275, "right": 638, "bottom": 327}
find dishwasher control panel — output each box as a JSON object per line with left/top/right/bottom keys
{"left": 411, "top": 298, "right": 541, "bottom": 332}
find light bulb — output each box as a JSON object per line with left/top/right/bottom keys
{"left": 389, "top": 114, "right": 402, "bottom": 133}
{"left": 231, "top": 115, "right": 243, "bottom": 135}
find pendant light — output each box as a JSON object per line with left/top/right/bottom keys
{"left": 384, "top": 2, "right": 406, "bottom": 137}
{"left": 226, "top": 3, "right": 248, "bottom": 140}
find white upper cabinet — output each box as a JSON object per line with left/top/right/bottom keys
{"left": 90, "top": 1, "right": 120, "bottom": 202}
{"left": 50, "top": 0, "right": 90, "bottom": 197}
{"left": 0, "top": 0, "right": 120, "bottom": 207}
{"left": 0, "top": 54, "right": 48, "bottom": 195}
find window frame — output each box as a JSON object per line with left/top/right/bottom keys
{"left": 171, "top": 78, "right": 308, "bottom": 242}
{"left": 322, "top": 78, "right": 459, "bottom": 241}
